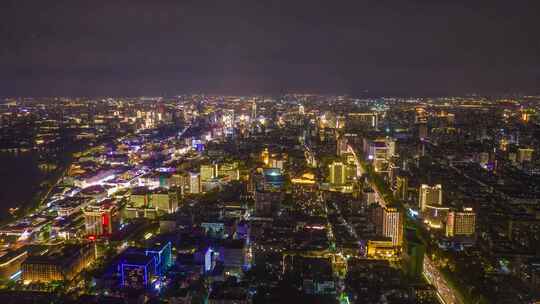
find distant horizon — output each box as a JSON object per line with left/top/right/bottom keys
{"left": 2, "top": 92, "right": 540, "bottom": 100}
{"left": 2, "top": 1, "right": 539, "bottom": 98}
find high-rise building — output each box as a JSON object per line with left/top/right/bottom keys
{"left": 395, "top": 175, "right": 409, "bottom": 201}
{"left": 423, "top": 205, "right": 449, "bottom": 229}
{"left": 222, "top": 109, "right": 235, "bottom": 129}
{"left": 346, "top": 112, "right": 378, "bottom": 130}
{"left": 365, "top": 137, "right": 396, "bottom": 172}
{"left": 119, "top": 253, "right": 156, "bottom": 289}
{"left": 415, "top": 108, "right": 428, "bottom": 124}
{"left": 218, "top": 162, "right": 240, "bottom": 180}
{"left": 499, "top": 138, "right": 509, "bottom": 152}
{"left": 418, "top": 123, "right": 428, "bottom": 139}
{"left": 329, "top": 161, "right": 347, "bottom": 185}
{"left": 83, "top": 203, "right": 119, "bottom": 237}
{"left": 366, "top": 138, "right": 395, "bottom": 160}
{"left": 22, "top": 243, "right": 95, "bottom": 283}
{"left": 298, "top": 104, "right": 305, "bottom": 115}
{"left": 153, "top": 189, "right": 179, "bottom": 214}
{"left": 446, "top": 208, "right": 476, "bottom": 237}
{"left": 251, "top": 100, "right": 257, "bottom": 121}
{"left": 269, "top": 158, "right": 285, "bottom": 170}
{"left": 261, "top": 148, "right": 270, "bottom": 166}
{"left": 145, "top": 242, "right": 173, "bottom": 276}
{"left": 419, "top": 184, "right": 442, "bottom": 211}
{"left": 201, "top": 164, "right": 217, "bottom": 182}
{"left": 189, "top": 172, "right": 201, "bottom": 194}
{"left": 337, "top": 137, "right": 348, "bottom": 156}
{"left": 382, "top": 206, "right": 403, "bottom": 247}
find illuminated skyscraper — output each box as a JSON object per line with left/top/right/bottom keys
{"left": 347, "top": 112, "right": 378, "bottom": 130}
{"left": 382, "top": 206, "right": 403, "bottom": 246}
{"left": 418, "top": 123, "right": 428, "bottom": 139}
{"left": 366, "top": 137, "right": 396, "bottom": 172}
{"left": 218, "top": 162, "right": 240, "bottom": 180}
{"left": 298, "top": 104, "right": 305, "bottom": 115}
{"left": 337, "top": 137, "right": 348, "bottom": 156}
{"left": 415, "top": 108, "right": 428, "bottom": 124}
{"left": 261, "top": 148, "right": 270, "bottom": 166}
{"left": 222, "top": 109, "right": 235, "bottom": 129}
{"left": 251, "top": 100, "right": 257, "bottom": 121}
{"left": 119, "top": 253, "right": 155, "bottom": 289}
{"left": 201, "top": 164, "right": 217, "bottom": 182}
{"left": 189, "top": 172, "right": 201, "bottom": 194}
{"left": 329, "top": 161, "right": 347, "bottom": 185}
{"left": 145, "top": 242, "right": 173, "bottom": 276}
{"left": 419, "top": 184, "right": 442, "bottom": 211}
{"left": 395, "top": 175, "right": 409, "bottom": 201}
{"left": 83, "top": 203, "right": 119, "bottom": 237}
{"left": 446, "top": 208, "right": 476, "bottom": 237}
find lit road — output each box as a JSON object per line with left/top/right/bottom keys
{"left": 423, "top": 256, "right": 463, "bottom": 304}
{"left": 348, "top": 143, "right": 462, "bottom": 304}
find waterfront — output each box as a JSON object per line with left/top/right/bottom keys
{"left": 0, "top": 151, "right": 64, "bottom": 222}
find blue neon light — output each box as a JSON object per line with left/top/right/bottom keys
{"left": 9, "top": 270, "right": 22, "bottom": 280}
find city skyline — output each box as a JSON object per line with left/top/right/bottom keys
{"left": 1, "top": 1, "right": 540, "bottom": 303}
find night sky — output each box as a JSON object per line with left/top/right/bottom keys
{"left": 1, "top": 0, "right": 539, "bottom": 96}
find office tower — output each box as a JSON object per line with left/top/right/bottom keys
{"left": 418, "top": 123, "right": 428, "bottom": 139}
{"left": 218, "top": 162, "right": 240, "bottom": 180}
{"left": 269, "top": 158, "right": 285, "bottom": 170}
{"left": 395, "top": 175, "right": 409, "bottom": 201}
{"left": 153, "top": 189, "right": 179, "bottom": 214}
{"left": 415, "top": 108, "right": 428, "bottom": 124}
{"left": 320, "top": 112, "right": 337, "bottom": 129}
{"left": 347, "top": 112, "right": 378, "bottom": 130}
{"left": 329, "top": 161, "right": 347, "bottom": 185}
{"left": 365, "top": 137, "right": 395, "bottom": 172}
{"left": 366, "top": 138, "right": 389, "bottom": 160}
{"left": 119, "top": 253, "right": 156, "bottom": 289}
{"left": 201, "top": 164, "right": 216, "bottom": 182}
{"left": 189, "top": 172, "right": 201, "bottom": 194}
{"left": 382, "top": 206, "right": 403, "bottom": 246}
{"left": 83, "top": 203, "right": 119, "bottom": 237}
{"left": 145, "top": 242, "right": 173, "bottom": 276}
{"left": 261, "top": 148, "right": 270, "bottom": 166}
{"left": 337, "top": 115, "right": 346, "bottom": 129}
{"left": 174, "top": 172, "right": 192, "bottom": 196}
{"left": 446, "top": 208, "right": 476, "bottom": 237}
{"left": 419, "top": 184, "right": 442, "bottom": 211}
{"left": 337, "top": 137, "right": 348, "bottom": 156}
{"left": 222, "top": 109, "right": 235, "bottom": 129}
{"left": 423, "top": 205, "right": 449, "bottom": 229}
{"left": 386, "top": 138, "right": 396, "bottom": 157}
{"left": 22, "top": 244, "right": 95, "bottom": 283}
{"left": 251, "top": 100, "right": 257, "bottom": 120}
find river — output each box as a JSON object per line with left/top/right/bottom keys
{"left": 0, "top": 151, "right": 65, "bottom": 222}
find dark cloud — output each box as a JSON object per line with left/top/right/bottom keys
{"left": 1, "top": 0, "right": 539, "bottom": 96}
